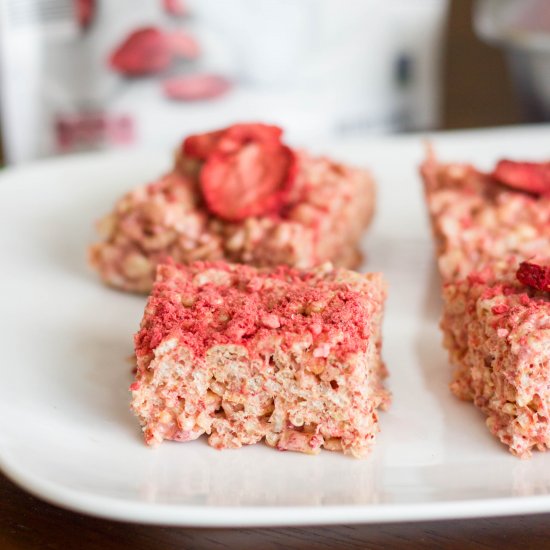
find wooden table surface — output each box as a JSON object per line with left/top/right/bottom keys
{"left": 2, "top": 1, "right": 547, "bottom": 548}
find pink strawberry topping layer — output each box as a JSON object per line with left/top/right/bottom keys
{"left": 136, "top": 261, "right": 371, "bottom": 362}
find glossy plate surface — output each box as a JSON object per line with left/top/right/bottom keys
{"left": 1, "top": 126, "right": 549, "bottom": 526}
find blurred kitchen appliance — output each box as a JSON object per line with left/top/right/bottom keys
{"left": 0, "top": 0, "right": 449, "bottom": 164}
{"left": 475, "top": 0, "right": 550, "bottom": 122}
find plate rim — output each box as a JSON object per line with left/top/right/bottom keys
{"left": 2, "top": 454, "right": 550, "bottom": 527}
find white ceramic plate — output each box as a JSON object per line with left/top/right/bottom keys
{"left": 1, "top": 126, "right": 549, "bottom": 527}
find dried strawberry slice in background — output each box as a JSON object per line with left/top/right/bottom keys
{"left": 109, "top": 27, "right": 171, "bottom": 76}
{"left": 516, "top": 259, "right": 550, "bottom": 292}
{"left": 163, "top": 74, "right": 230, "bottom": 101}
{"left": 166, "top": 31, "right": 200, "bottom": 59}
{"left": 491, "top": 160, "right": 550, "bottom": 196}
{"left": 162, "top": 0, "right": 187, "bottom": 17}
{"left": 75, "top": 0, "right": 95, "bottom": 30}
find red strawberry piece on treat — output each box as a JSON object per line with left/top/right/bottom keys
{"left": 75, "top": 0, "right": 95, "bottom": 30}
{"left": 162, "top": 74, "right": 230, "bottom": 102}
{"left": 217, "top": 124, "right": 283, "bottom": 151}
{"left": 183, "top": 124, "right": 283, "bottom": 161}
{"left": 182, "top": 128, "right": 226, "bottom": 161}
{"left": 109, "top": 27, "right": 171, "bottom": 76}
{"left": 162, "top": 0, "right": 187, "bottom": 17}
{"left": 491, "top": 160, "right": 550, "bottom": 196}
{"left": 516, "top": 259, "right": 550, "bottom": 292}
{"left": 197, "top": 124, "right": 297, "bottom": 221}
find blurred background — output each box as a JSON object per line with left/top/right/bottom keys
{"left": 0, "top": 0, "right": 547, "bottom": 165}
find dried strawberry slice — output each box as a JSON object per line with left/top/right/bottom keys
{"left": 216, "top": 124, "right": 283, "bottom": 153}
{"left": 182, "top": 123, "right": 281, "bottom": 161}
{"left": 163, "top": 74, "right": 230, "bottom": 102}
{"left": 181, "top": 123, "right": 295, "bottom": 220}
{"left": 75, "top": 0, "right": 95, "bottom": 30}
{"left": 196, "top": 125, "right": 295, "bottom": 221}
{"left": 491, "top": 160, "right": 550, "bottom": 196}
{"left": 166, "top": 31, "right": 200, "bottom": 59}
{"left": 516, "top": 259, "right": 550, "bottom": 292}
{"left": 201, "top": 144, "right": 296, "bottom": 221}
{"left": 182, "top": 129, "right": 226, "bottom": 161}
{"left": 109, "top": 27, "right": 171, "bottom": 76}
{"left": 162, "top": 0, "right": 187, "bottom": 16}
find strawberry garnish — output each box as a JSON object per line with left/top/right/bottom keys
{"left": 75, "top": 0, "right": 95, "bottom": 30}
{"left": 182, "top": 129, "right": 226, "bottom": 161}
{"left": 109, "top": 27, "right": 171, "bottom": 76}
{"left": 491, "top": 160, "right": 550, "bottom": 196}
{"left": 182, "top": 123, "right": 296, "bottom": 221}
{"left": 166, "top": 31, "right": 200, "bottom": 60}
{"left": 516, "top": 259, "right": 550, "bottom": 292}
{"left": 162, "top": 0, "right": 187, "bottom": 17}
{"left": 201, "top": 142, "right": 296, "bottom": 221}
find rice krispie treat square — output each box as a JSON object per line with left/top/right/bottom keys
{"left": 421, "top": 150, "right": 550, "bottom": 457}
{"left": 90, "top": 123, "right": 376, "bottom": 293}
{"left": 131, "top": 260, "right": 390, "bottom": 457}
{"left": 441, "top": 261, "right": 549, "bottom": 458}
{"left": 420, "top": 150, "right": 550, "bottom": 282}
